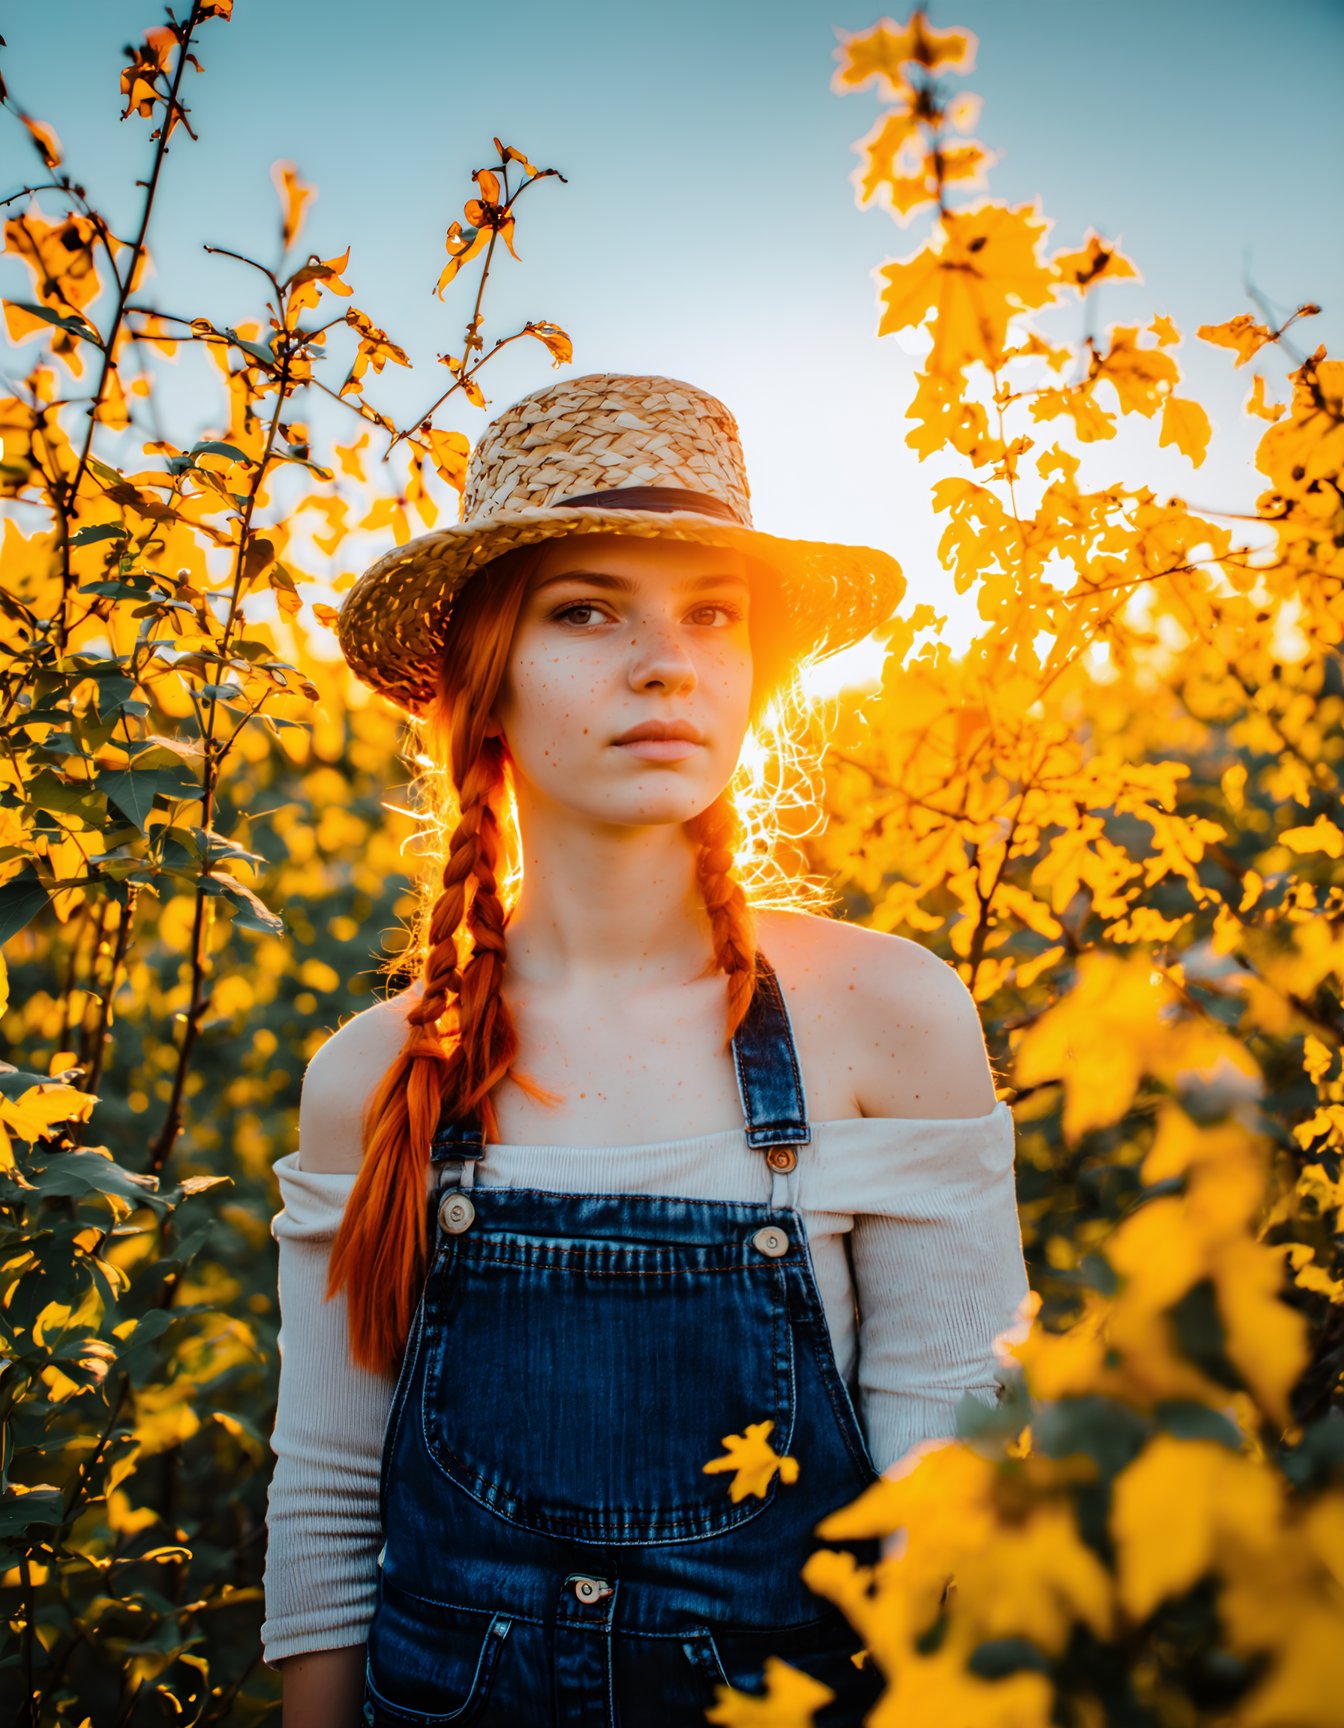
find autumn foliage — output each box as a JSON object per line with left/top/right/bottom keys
{"left": 0, "top": 3, "right": 1341, "bottom": 1725}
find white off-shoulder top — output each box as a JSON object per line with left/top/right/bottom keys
{"left": 260, "top": 1103, "right": 1033, "bottom": 1668}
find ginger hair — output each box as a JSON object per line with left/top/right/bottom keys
{"left": 328, "top": 535, "right": 805, "bottom": 1374}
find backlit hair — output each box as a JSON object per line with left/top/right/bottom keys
{"left": 327, "top": 536, "right": 829, "bottom": 1373}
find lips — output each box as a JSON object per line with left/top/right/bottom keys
{"left": 613, "top": 719, "right": 705, "bottom": 744}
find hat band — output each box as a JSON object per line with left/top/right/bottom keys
{"left": 549, "top": 485, "right": 745, "bottom": 526}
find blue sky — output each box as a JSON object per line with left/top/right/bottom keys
{"left": 3, "top": 0, "right": 1341, "bottom": 648}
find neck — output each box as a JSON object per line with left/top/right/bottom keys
{"left": 500, "top": 794, "right": 717, "bottom": 990}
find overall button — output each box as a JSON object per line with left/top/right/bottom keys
{"left": 567, "top": 1573, "right": 613, "bottom": 1603}
{"left": 765, "top": 1145, "right": 798, "bottom": 1173}
{"left": 752, "top": 1225, "right": 789, "bottom": 1257}
{"left": 438, "top": 1192, "right": 476, "bottom": 1234}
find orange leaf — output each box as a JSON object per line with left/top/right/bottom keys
{"left": 1053, "top": 231, "right": 1140, "bottom": 294}
{"left": 1246, "top": 374, "right": 1284, "bottom": 423}
{"left": 493, "top": 138, "right": 540, "bottom": 178}
{"left": 423, "top": 428, "right": 470, "bottom": 490}
{"left": 523, "top": 321, "right": 572, "bottom": 368}
{"left": 270, "top": 160, "right": 316, "bottom": 252}
{"left": 1159, "top": 395, "right": 1211, "bottom": 466}
{"left": 877, "top": 202, "right": 1056, "bottom": 376}
{"left": 1197, "top": 314, "right": 1274, "bottom": 367}
{"left": 474, "top": 168, "right": 501, "bottom": 207}
{"left": 21, "top": 117, "right": 63, "bottom": 170}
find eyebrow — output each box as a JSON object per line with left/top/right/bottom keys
{"left": 531, "top": 568, "right": 752, "bottom": 596}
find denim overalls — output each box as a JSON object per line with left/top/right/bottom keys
{"left": 362, "top": 951, "right": 885, "bottom": 1727}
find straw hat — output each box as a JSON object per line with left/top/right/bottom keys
{"left": 336, "top": 372, "right": 906, "bottom": 718}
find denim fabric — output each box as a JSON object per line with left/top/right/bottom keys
{"left": 362, "top": 952, "right": 884, "bottom": 1726}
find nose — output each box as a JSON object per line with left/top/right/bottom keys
{"left": 626, "top": 623, "right": 697, "bottom": 695}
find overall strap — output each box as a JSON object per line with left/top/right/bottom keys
{"left": 429, "top": 1108, "right": 485, "bottom": 1166}
{"left": 731, "top": 949, "right": 811, "bottom": 1170}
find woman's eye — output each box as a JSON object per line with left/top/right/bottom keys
{"left": 687, "top": 602, "right": 745, "bottom": 627}
{"left": 552, "top": 602, "right": 608, "bottom": 627}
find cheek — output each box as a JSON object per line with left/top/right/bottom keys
{"left": 501, "top": 650, "right": 601, "bottom": 757}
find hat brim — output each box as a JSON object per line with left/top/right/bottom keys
{"left": 336, "top": 504, "right": 906, "bottom": 719}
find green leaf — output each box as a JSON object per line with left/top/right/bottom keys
{"left": 201, "top": 872, "right": 285, "bottom": 935}
{"left": 0, "top": 862, "right": 49, "bottom": 945}
{"left": 6, "top": 300, "right": 103, "bottom": 346}
{"left": 97, "top": 767, "right": 202, "bottom": 831}
{"left": 968, "top": 1637, "right": 1053, "bottom": 1680}
{"left": 69, "top": 523, "right": 130, "bottom": 548}
{"left": 188, "top": 439, "right": 254, "bottom": 464}
{"left": 0, "top": 1488, "right": 65, "bottom": 1535}
{"left": 25, "top": 1149, "right": 160, "bottom": 1204}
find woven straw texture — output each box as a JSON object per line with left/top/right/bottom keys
{"left": 336, "top": 372, "right": 906, "bottom": 717}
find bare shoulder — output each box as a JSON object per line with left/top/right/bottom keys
{"left": 756, "top": 908, "right": 997, "bottom": 1119}
{"left": 297, "top": 983, "right": 422, "bottom": 1174}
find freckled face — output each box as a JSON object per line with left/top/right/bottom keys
{"left": 491, "top": 534, "right": 755, "bottom": 826}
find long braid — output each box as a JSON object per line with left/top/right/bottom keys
{"left": 687, "top": 790, "right": 758, "bottom": 1048}
{"left": 326, "top": 545, "right": 543, "bottom": 1377}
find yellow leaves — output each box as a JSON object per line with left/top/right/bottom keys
{"left": 119, "top": 26, "right": 177, "bottom": 122}
{"left": 703, "top": 1419, "right": 800, "bottom": 1502}
{"left": 1198, "top": 312, "right": 1275, "bottom": 366}
{"left": 1158, "top": 394, "right": 1212, "bottom": 466}
{"left": 1278, "top": 815, "right": 1344, "bottom": 858}
{"left": 1092, "top": 325, "right": 1178, "bottom": 418}
{"left": 286, "top": 245, "right": 353, "bottom": 317}
{"left": 1111, "top": 1437, "right": 1284, "bottom": 1620}
{"left": 1053, "top": 232, "right": 1140, "bottom": 294}
{"left": 704, "top": 1657, "right": 835, "bottom": 1727}
{"left": 833, "top": 12, "right": 977, "bottom": 97}
{"left": 422, "top": 428, "right": 470, "bottom": 491}
{"left": 1013, "top": 951, "right": 1259, "bottom": 1143}
{"left": 878, "top": 202, "right": 1057, "bottom": 377}
{"left": 270, "top": 160, "right": 316, "bottom": 252}
{"left": 1149, "top": 312, "right": 1180, "bottom": 346}
{"left": 809, "top": 1444, "right": 1112, "bottom": 1713}
{"left": 341, "top": 308, "right": 411, "bottom": 397}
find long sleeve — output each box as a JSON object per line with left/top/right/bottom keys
{"left": 260, "top": 1155, "right": 395, "bottom": 1669}
{"left": 846, "top": 1102, "right": 1032, "bottom": 1477}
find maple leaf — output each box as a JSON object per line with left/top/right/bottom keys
{"left": 1054, "top": 231, "right": 1140, "bottom": 294}
{"left": 1159, "top": 395, "right": 1212, "bottom": 466}
{"left": 703, "top": 1420, "right": 800, "bottom": 1502}
{"left": 877, "top": 202, "right": 1056, "bottom": 377}
{"left": 851, "top": 106, "right": 924, "bottom": 210}
{"left": 704, "top": 1655, "right": 835, "bottom": 1726}
{"left": 1197, "top": 314, "right": 1274, "bottom": 367}
{"left": 834, "top": 12, "right": 976, "bottom": 97}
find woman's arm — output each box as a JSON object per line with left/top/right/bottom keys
{"left": 263, "top": 1015, "right": 405, "bottom": 1695}
{"left": 277, "top": 1645, "right": 366, "bottom": 1728}
{"left": 840, "top": 942, "right": 1031, "bottom": 1468}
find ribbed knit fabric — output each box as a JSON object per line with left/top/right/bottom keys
{"left": 260, "top": 1103, "right": 1032, "bottom": 1668}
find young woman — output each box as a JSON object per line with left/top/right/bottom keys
{"left": 261, "top": 374, "right": 1032, "bottom": 1728}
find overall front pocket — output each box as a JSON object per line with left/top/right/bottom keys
{"left": 363, "top": 1579, "right": 510, "bottom": 1725}
{"left": 419, "top": 1227, "right": 796, "bottom": 1543}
